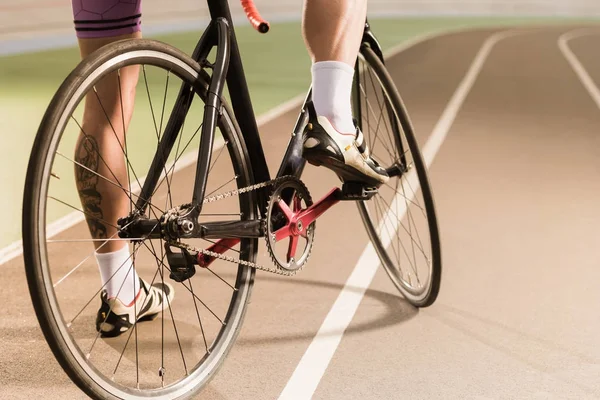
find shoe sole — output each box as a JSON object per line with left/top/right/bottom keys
{"left": 99, "top": 283, "right": 175, "bottom": 338}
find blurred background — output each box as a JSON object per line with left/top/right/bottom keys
{"left": 3, "top": 0, "right": 600, "bottom": 44}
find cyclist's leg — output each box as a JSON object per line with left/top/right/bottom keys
{"left": 301, "top": 0, "right": 388, "bottom": 186}
{"left": 72, "top": 0, "right": 142, "bottom": 306}
{"left": 302, "top": 0, "right": 367, "bottom": 133}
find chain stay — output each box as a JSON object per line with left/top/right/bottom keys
{"left": 166, "top": 176, "right": 300, "bottom": 277}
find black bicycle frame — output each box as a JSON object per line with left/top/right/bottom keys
{"left": 134, "top": 0, "right": 387, "bottom": 235}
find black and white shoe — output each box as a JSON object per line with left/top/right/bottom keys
{"left": 302, "top": 102, "right": 389, "bottom": 187}
{"left": 95, "top": 278, "right": 174, "bottom": 337}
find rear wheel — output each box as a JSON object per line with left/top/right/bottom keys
{"left": 23, "top": 39, "right": 256, "bottom": 398}
{"left": 353, "top": 45, "right": 441, "bottom": 307}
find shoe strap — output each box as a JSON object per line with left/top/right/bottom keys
{"left": 354, "top": 128, "right": 369, "bottom": 156}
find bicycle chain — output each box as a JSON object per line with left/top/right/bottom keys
{"left": 165, "top": 176, "right": 302, "bottom": 277}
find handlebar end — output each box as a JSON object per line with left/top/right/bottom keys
{"left": 258, "top": 22, "right": 270, "bottom": 34}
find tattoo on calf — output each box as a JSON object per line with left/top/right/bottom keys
{"left": 75, "top": 135, "right": 108, "bottom": 239}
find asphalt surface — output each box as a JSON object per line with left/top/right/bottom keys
{"left": 2, "top": 25, "right": 600, "bottom": 399}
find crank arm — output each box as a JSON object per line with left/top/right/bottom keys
{"left": 273, "top": 187, "right": 341, "bottom": 242}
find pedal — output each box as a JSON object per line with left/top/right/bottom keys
{"left": 340, "top": 182, "right": 378, "bottom": 200}
{"left": 165, "top": 244, "right": 198, "bottom": 282}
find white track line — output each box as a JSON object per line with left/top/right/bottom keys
{"left": 278, "top": 28, "right": 525, "bottom": 400}
{"left": 558, "top": 29, "right": 600, "bottom": 110}
{"left": 0, "top": 26, "right": 481, "bottom": 266}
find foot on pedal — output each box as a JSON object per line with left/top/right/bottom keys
{"left": 340, "top": 182, "right": 378, "bottom": 200}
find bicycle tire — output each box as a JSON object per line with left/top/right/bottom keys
{"left": 23, "top": 39, "right": 257, "bottom": 399}
{"left": 354, "top": 45, "right": 441, "bottom": 307}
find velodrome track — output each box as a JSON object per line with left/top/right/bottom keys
{"left": 2, "top": 25, "right": 600, "bottom": 399}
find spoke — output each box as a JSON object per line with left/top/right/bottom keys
{"left": 86, "top": 246, "right": 147, "bottom": 358}
{"left": 52, "top": 225, "right": 132, "bottom": 288}
{"left": 151, "top": 122, "right": 203, "bottom": 200}
{"left": 48, "top": 196, "right": 119, "bottom": 230}
{"left": 145, "top": 239, "right": 188, "bottom": 375}
{"left": 364, "top": 81, "right": 386, "bottom": 157}
{"left": 395, "top": 179, "right": 403, "bottom": 280}
{"left": 404, "top": 172, "right": 427, "bottom": 217}
{"left": 69, "top": 117, "right": 135, "bottom": 207}
{"left": 144, "top": 66, "right": 177, "bottom": 214}
{"left": 366, "top": 66, "right": 396, "bottom": 154}
{"left": 143, "top": 65, "right": 161, "bottom": 141}
{"left": 169, "top": 91, "right": 188, "bottom": 191}
{"left": 56, "top": 151, "right": 165, "bottom": 216}
{"left": 117, "top": 70, "right": 144, "bottom": 207}
{"left": 142, "top": 241, "right": 225, "bottom": 325}
{"left": 160, "top": 239, "right": 165, "bottom": 387}
{"left": 374, "top": 195, "right": 421, "bottom": 279}
{"left": 382, "top": 181, "right": 424, "bottom": 211}
{"left": 400, "top": 180, "right": 419, "bottom": 287}
{"left": 375, "top": 193, "right": 428, "bottom": 259}
{"left": 189, "top": 279, "right": 210, "bottom": 355}
{"left": 373, "top": 197, "right": 402, "bottom": 263}
{"left": 206, "top": 267, "right": 237, "bottom": 291}
{"left": 400, "top": 176, "right": 427, "bottom": 276}
{"left": 359, "top": 83, "right": 396, "bottom": 161}
{"left": 111, "top": 265, "right": 162, "bottom": 379}
{"left": 158, "top": 71, "right": 175, "bottom": 209}
{"left": 363, "top": 70, "right": 371, "bottom": 151}
{"left": 70, "top": 221, "right": 159, "bottom": 327}
{"left": 199, "top": 213, "right": 242, "bottom": 217}
{"left": 208, "top": 139, "right": 228, "bottom": 175}
{"left": 132, "top": 243, "right": 140, "bottom": 388}
{"left": 181, "top": 280, "right": 225, "bottom": 325}
{"left": 48, "top": 238, "right": 144, "bottom": 243}
{"left": 89, "top": 85, "right": 143, "bottom": 191}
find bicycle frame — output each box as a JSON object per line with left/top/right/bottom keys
{"left": 132, "top": 0, "right": 387, "bottom": 242}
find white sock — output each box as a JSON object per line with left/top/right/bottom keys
{"left": 311, "top": 61, "right": 356, "bottom": 135}
{"left": 95, "top": 245, "right": 140, "bottom": 305}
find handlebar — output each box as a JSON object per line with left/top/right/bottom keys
{"left": 241, "top": 0, "right": 269, "bottom": 33}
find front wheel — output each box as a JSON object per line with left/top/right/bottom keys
{"left": 23, "top": 39, "right": 257, "bottom": 398}
{"left": 353, "top": 46, "right": 441, "bottom": 307}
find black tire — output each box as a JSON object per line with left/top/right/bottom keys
{"left": 23, "top": 39, "right": 257, "bottom": 399}
{"left": 354, "top": 46, "right": 441, "bottom": 307}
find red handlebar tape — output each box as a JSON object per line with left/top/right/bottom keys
{"left": 241, "top": 0, "right": 270, "bottom": 33}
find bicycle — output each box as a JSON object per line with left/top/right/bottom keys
{"left": 22, "top": 0, "right": 441, "bottom": 398}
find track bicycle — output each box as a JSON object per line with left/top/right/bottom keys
{"left": 23, "top": 0, "right": 441, "bottom": 397}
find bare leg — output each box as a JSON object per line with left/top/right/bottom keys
{"left": 69, "top": 1, "right": 175, "bottom": 328}
{"left": 302, "top": 0, "right": 367, "bottom": 134}
{"left": 302, "top": 0, "right": 367, "bottom": 66}
{"left": 74, "top": 32, "right": 141, "bottom": 254}
{"left": 74, "top": 32, "right": 143, "bottom": 306}
{"left": 301, "top": 0, "right": 389, "bottom": 186}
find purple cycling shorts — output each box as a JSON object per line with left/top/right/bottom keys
{"left": 72, "top": 0, "right": 142, "bottom": 39}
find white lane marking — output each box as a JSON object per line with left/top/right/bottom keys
{"left": 278, "top": 28, "right": 525, "bottom": 400}
{"left": 558, "top": 29, "right": 600, "bottom": 110}
{"left": 0, "top": 27, "right": 479, "bottom": 266}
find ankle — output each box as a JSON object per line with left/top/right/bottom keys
{"left": 311, "top": 61, "right": 355, "bottom": 135}
{"left": 320, "top": 114, "right": 355, "bottom": 136}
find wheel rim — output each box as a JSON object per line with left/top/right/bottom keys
{"left": 354, "top": 51, "right": 438, "bottom": 303}
{"left": 30, "top": 44, "right": 254, "bottom": 397}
